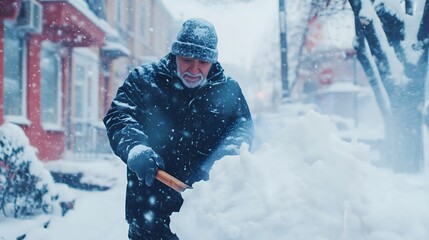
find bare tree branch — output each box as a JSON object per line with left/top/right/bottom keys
{"left": 349, "top": 0, "right": 428, "bottom": 172}
{"left": 349, "top": 0, "right": 396, "bottom": 95}
{"left": 353, "top": 15, "right": 390, "bottom": 119}
{"left": 405, "top": 0, "right": 414, "bottom": 15}
{"left": 417, "top": 0, "right": 429, "bottom": 43}
{"left": 373, "top": 2, "right": 408, "bottom": 67}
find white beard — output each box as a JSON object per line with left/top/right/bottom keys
{"left": 177, "top": 65, "right": 207, "bottom": 88}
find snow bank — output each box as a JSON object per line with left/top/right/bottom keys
{"left": 171, "top": 110, "right": 429, "bottom": 240}
{"left": 0, "top": 123, "right": 76, "bottom": 239}
{"left": 0, "top": 123, "right": 58, "bottom": 212}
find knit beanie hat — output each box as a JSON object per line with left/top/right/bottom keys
{"left": 171, "top": 18, "right": 218, "bottom": 63}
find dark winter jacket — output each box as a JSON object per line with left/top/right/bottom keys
{"left": 103, "top": 53, "right": 254, "bottom": 231}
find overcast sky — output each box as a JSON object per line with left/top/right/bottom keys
{"left": 161, "top": 0, "right": 278, "bottom": 70}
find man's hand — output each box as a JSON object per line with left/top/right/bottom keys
{"left": 127, "top": 145, "right": 165, "bottom": 186}
{"left": 212, "top": 145, "right": 240, "bottom": 162}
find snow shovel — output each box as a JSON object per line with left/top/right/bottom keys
{"left": 155, "top": 170, "right": 191, "bottom": 192}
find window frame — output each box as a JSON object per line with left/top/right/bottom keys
{"left": 72, "top": 48, "right": 99, "bottom": 126}
{"left": 40, "top": 40, "right": 63, "bottom": 131}
{"left": 71, "top": 48, "right": 100, "bottom": 153}
{"left": 3, "top": 21, "right": 29, "bottom": 125}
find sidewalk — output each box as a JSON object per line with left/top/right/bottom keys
{"left": 0, "top": 157, "right": 128, "bottom": 240}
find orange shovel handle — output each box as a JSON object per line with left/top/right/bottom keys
{"left": 155, "top": 170, "right": 191, "bottom": 192}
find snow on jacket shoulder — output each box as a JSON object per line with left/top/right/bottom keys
{"left": 103, "top": 53, "right": 254, "bottom": 229}
{"left": 104, "top": 53, "right": 254, "bottom": 182}
{"left": 103, "top": 64, "right": 156, "bottom": 163}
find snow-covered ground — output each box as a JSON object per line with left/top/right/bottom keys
{"left": 0, "top": 158, "right": 128, "bottom": 240}
{"left": 1, "top": 106, "right": 429, "bottom": 240}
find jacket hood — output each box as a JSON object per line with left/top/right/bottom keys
{"left": 156, "top": 53, "right": 226, "bottom": 85}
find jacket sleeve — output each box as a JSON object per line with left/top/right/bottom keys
{"left": 210, "top": 80, "right": 254, "bottom": 161}
{"left": 103, "top": 68, "right": 150, "bottom": 163}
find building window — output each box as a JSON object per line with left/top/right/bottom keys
{"left": 3, "top": 22, "right": 27, "bottom": 121}
{"left": 74, "top": 64, "right": 85, "bottom": 119}
{"left": 72, "top": 48, "right": 99, "bottom": 153}
{"left": 41, "top": 41, "right": 62, "bottom": 129}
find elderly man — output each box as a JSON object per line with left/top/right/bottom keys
{"left": 104, "top": 18, "right": 254, "bottom": 239}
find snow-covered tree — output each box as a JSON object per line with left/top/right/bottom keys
{"left": 348, "top": 0, "right": 429, "bottom": 172}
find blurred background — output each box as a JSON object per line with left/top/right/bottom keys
{"left": 0, "top": 0, "right": 385, "bottom": 163}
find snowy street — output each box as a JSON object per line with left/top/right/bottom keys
{"left": 0, "top": 158, "right": 129, "bottom": 240}
{"left": 2, "top": 107, "right": 429, "bottom": 240}
{"left": 1, "top": 0, "right": 428, "bottom": 239}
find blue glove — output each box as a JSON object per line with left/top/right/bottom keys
{"left": 127, "top": 145, "right": 165, "bottom": 186}
{"left": 211, "top": 146, "right": 240, "bottom": 162}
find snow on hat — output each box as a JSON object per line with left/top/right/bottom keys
{"left": 171, "top": 18, "right": 218, "bottom": 63}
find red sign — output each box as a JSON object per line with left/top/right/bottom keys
{"left": 319, "top": 68, "right": 333, "bottom": 85}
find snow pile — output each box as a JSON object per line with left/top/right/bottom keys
{"left": 22, "top": 158, "right": 128, "bottom": 240}
{"left": 0, "top": 123, "right": 58, "bottom": 217}
{"left": 0, "top": 123, "right": 77, "bottom": 239}
{"left": 171, "top": 110, "right": 429, "bottom": 240}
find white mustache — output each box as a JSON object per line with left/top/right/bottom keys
{"left": 183, "top": 72, "right": 204, "bottom": 80}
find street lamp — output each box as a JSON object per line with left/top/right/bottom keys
{"left": 279, "top": 0, "right": 289, "bottom": 101}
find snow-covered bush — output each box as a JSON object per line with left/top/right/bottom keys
{"left": 0, "top": 123, "right": 58, "bottom": 218}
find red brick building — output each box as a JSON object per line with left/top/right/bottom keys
{"left": 0, "top": 0, "right": 177, "bottom": 161}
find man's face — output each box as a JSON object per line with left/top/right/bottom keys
{"left": 176, "top": 56, "right": 213, "bottom": 88}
